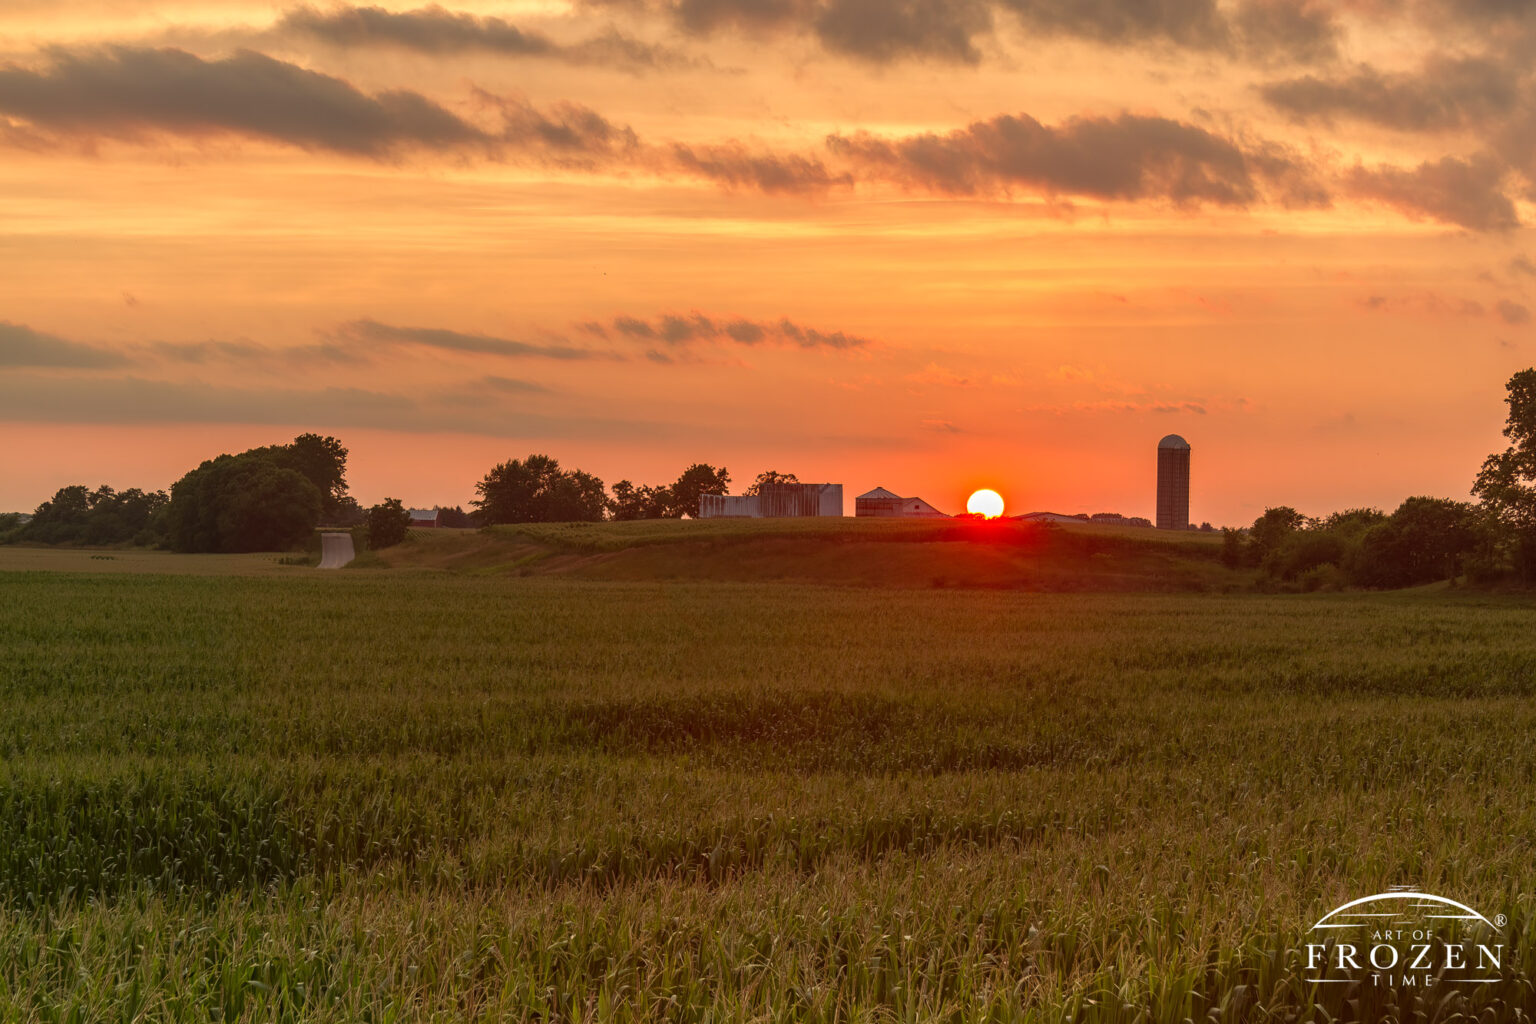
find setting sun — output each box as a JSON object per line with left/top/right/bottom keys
{"left": 967, "top": 489, "right": 1005, "bottom": 518}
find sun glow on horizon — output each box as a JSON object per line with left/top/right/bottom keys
{"left": 966, "top": 489, "right": 1004, "bottom": 518}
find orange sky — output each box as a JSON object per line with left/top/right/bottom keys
{"left": 3, "top": 0, "right": 1534, "bottom": 524}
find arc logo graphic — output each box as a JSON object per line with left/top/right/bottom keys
{"left": 1303, "top": 888, "right": 1505, "bottom": 989}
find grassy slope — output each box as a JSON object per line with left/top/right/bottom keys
{"left": 379, "top": 519, "right": 1242, "bottom": 591}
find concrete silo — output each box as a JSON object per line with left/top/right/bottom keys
{"left": 1156, "top": 434, "right": 1190, "bottom": 530}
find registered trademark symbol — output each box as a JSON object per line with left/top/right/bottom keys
{"left": 1497, "top": 915, "right": 1507, "bottom": 928}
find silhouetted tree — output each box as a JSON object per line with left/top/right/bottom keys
{"left": 608, "top": 480, "right": 676, "bottom": 520}
{"left": 367, "top": 498, "right": 411, "bottom": 549}
{"left": 1220, "top": 527, "right": 1244, "bottom": 569}
{"left": 167, "top": 453, "right": 321, "bottom": 552}
{"left": 247, "top": 433, "right": 351, "bottom": 519}
{"left": 745, "top": 470, "right": 798, "bottom": 496}
{"left": 1351, "top": 497, "right": 1481, "bottom": 588}
{"left": 1319, "top": 508, "right": 1388, "bottom": 537}
{"left": 1246, "top": 506, "right": 1305, "bottom": 568}
{"left": 163, "top": 435, "right": 346, "bottom": 552}
{"left": 670, "top": 464, "right": 730, "bottom": 519}
{"left": 330, "top": 495, "right": 365, "bottom": 527}
{"left": 436, "top": 505, "right": 475, "bottom": 528}
{"left": 1474, "top": 369, "right": 1536, "bottom": 579}
{"left": 474, "top": 454, "right": 607, "bottom": 524}
{"left": 21, "top": 484, "right": 168, "bottom": 546}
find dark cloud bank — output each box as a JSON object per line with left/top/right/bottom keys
{"left": 0, "top": 46, "right": 635, "bottom": 160}
{"left": 582, "top": 0, "right": 1340, "bottom": 64}
{"left": 827, "top": 111, "right": 1325, "bottom": 208}
{"left": 277, "top": 4, "right": 689, "bottom": 70}
{"left": 0, "top": 34, "right": 1525, "bottom": 229}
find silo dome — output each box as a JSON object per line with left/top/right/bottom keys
{"left": 1157, "top": 434, "right": 1191, "bottom": 450}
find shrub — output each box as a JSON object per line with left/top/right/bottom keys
{"left": 366, "top": 498, "right": 411, "bottom": 550}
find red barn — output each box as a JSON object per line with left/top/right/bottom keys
{"left": 408, "top": 508, "right": 442, "bottom": 529}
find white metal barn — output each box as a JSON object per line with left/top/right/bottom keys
{"left": 698, "top": 483, "right": 843, "bottom": 518}
{"left": 854, "top": 487, "right": 950, "bottom": 518}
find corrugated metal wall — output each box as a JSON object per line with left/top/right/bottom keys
{"left": 757, "top": 484, "right": 821, "bottom": 517}
{"left": 698, "top": 484, "right": 843, "bottom": 518}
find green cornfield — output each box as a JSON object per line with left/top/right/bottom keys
{"left": 3, "top": 564, "right": 1536, "bottom": 1021}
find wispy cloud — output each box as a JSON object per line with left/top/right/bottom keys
{"left": 277, "top": 4, "right": 692, "bottom": 70}
{"left": 1497, "top": 299, "right": 1532, "bottom": 326}
{"left": 1023, "top": 398, "right": 1212, "bottom": 415}
{"left": 333, "top": 318, "right": 609, "bottom": 359}
{"left": 588, "top": 312, "right": 871, "bottom": 349}
{"left": 0, "top": 321, "right": 128, "bottom": 368}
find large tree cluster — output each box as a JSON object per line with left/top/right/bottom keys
{"left": 10, "top": 485, "right": 167, "bottom": 546}
{"left": 165, "top": 433, "right": 350, "bottom": 553}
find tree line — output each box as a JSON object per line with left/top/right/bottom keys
{"left": 1217, "top": 368, "right": 1536, "bottom": 589}
{"left": 0, "top": 434, "right": 797, "bottom": 553}
{"left": 12, "top": 368, "right": 1536, "bottom": 588}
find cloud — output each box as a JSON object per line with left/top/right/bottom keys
{"left": 0, "top": 46, "right": 489, "bottom": 157}
{"left": 151, "top": 338, "right": 364, "bottom": 365}
{"left": 333, "top": 318, "right": 609, "bottom": 358}
{"left": 603, "top": 312, "right": 870, "bottom": 348}
{"left": 1023, "top": 398, "right": 1210, "bottom": 415}
{"left": 0, "top": 370, "right": 906, "bottom": 446}
{"left": 0, "top": 370, "right": 573, "bottom": 436}
{"left": 3, "top": 319, "right": 596, "bottom": 377}
{"left": 1261, "top": 56, "right": 1520, "bottom": 131}
{"left": 0, "top": 321, "right": 127, "bottom": 368}
{"left": 826, "top": 111, "right": 1323, "bottom": 207}
{"left": 998, "top": 0, "right": 1339, "bottom": 59}
{"left": 482, "top": 94, "right": 640, "bottom": 162}
{"left": 670, "top": 142, "right": 852, "bottom": 193}
{"left": 277, "top": 4, "right": 691, "bottom": 70}
{"left": 279, "top": 4, "right": 558, "bottom": 54}
{"left": 1233, "top": 0, "right": 1339, "bottom": 63}
{"left": 587, "top": 0, "right": 1338, "bottom": 63}
{"left": 439, "top": 374, "right": 551, "bottom": 405}
{"left": 813, "top": 0, "right": 992, "bottom": 64}
{"left": 1512, "top": 255, "right": 1536, "bottom": 277}
{"left": 0, "top": 47, "right": 637, "bottom": 163}
{"left": 1346, "top": 155, "right": 1519, "bottom": 231}
{"left": 994, "top": 0, "right": 1225, "bottom": 50}
{"left": 479, "top": 374, "right": 548, "bottom": 393}
{"left": 1356, "top": 290, "right": 1502, "bottom": 319}
{"left": 5, "top": 318, "right": 608, "bottom": 376}
{"left": 1497, "top": 299, "right": 1532, "bottom": 325}
{"left": 909, "top": 363, "right": 974, "bottom": 387}
{"left": 0, "top": 374, "right": 419, "bottom": 428}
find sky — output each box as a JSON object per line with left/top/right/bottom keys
{"left": 3, "top": 0, "right": 1536, "bottom": 525}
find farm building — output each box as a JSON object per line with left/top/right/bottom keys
{"left": 1017, "top": 511, "right": 1152, "bottom": 527}
{"left": 408, "top": 508, "right": 442, "bottom": 528}
{"left": 1016, "top": 511, "right": 1091, "bottom": 524}
{"left": 855, "top": 487, "right": 950, "bottom": 518}
{"left": 698, "top": 482, "right": 843, "bottom": 518}
{"left": 1089, "top": 513, "right": 1153, "bottom": 527}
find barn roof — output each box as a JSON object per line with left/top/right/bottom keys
{"left": 857, "top": 487, "right": 902, "bottom": 500}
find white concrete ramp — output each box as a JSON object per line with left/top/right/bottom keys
{"left": 318, "top": 532, "right": 355, "bottom": 569}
